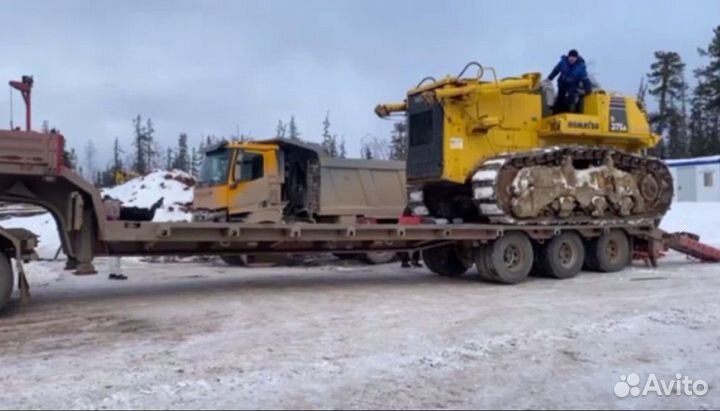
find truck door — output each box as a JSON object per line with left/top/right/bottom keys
{"left": 227, "top": 149, "right": 281, "bottom": 222}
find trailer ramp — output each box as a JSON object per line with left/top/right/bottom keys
{"left": 666, "top": 232, "right": 720, "bottom": 262}
{"left": 635, "top": 230, "right": 720, "bottom": 267}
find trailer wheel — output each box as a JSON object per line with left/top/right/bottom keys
{"left": 0, "top": 253, "right": 14, "bottom": 312}
{"left": 361, "top": 251, "right": 397, "bottom": 265}
{"left": 474, "top": 245, "right": 494, "bottom": 282}
{"left": 584, "top": 229, "right": 630, "bottom": 273}
{"left": 221, "top": 255, "right": 248, "bottom": 267}
{"left": 484, "top": 232, "right": 534, "bottom": 284}
{"left": 422, "top": 244, "right": 470, "bottom": 277}
{"left": 535, "top": 231, "right": 585, "bottom": 279}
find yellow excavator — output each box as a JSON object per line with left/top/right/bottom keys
{"left": 375, "top": 62, "right": 673, "bottom": 224}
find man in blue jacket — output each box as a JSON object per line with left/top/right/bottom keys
{"left": 548, "top": 49, "right": 592, "bottom": 113}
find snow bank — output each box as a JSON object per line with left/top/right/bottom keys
{"left": 102, "top": 170, "right": 195, "bottom": 222}
{"left": 0, "top": 170, "right": 195, "bottom": 259}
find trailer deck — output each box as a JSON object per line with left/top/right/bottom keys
{"left": 1, "top": 131, "right": 720, "bottom": 311}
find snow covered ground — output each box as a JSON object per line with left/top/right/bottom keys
{"left": 0, "top": 255, "right": 718, "bottom": 409}
{"left": 1, "top": 187, "right": 720, "bottom": 408}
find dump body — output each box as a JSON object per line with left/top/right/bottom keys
{"left": 314, "top": 157, "right": 406, "bottom": 221}
{"left": 193, "top": 139, "right": 406, "bottom": 223}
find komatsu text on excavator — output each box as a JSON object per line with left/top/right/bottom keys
{"left": 375, "top": 62, "right": 673, "bottom": 225}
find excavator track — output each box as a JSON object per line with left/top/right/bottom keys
{"left": 471, "top": 147, "right": 674, "bottom": 225}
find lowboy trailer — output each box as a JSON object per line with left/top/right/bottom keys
{"left": 1, "top": 131, "right": 719, "bottom": 312}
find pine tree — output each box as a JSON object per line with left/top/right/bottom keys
{"left": 41, "top": 120, "right": 50, "bottom": 133}
{"left": 190, "top": 147, "right": 200, "bottom": 176}
{"left": 338, "top": 137, "right": 347, "bottom": 159}
{"left": 288, "top": 116, "right": 300, "bottom": 141}
{"left": 276, "top": 120, "right": 287, "bottom": 138}
{"left": 149, "top": 140, "right": 162, "bottom": 171}
{"left": 112, "top": 138, "right": 123, "bottom": 173}
{"left": 321, "top": 112, "right": 338, "bottom": 156}
{"left": 172, "top": 132, "right": 190, "bottom": 172}
{"left": 191, "top": 138, "right": 207, "bottom": 177}
{"left": 132, "top": 115, "right": 155, "bottom": 175}
{"left": 688, "top": 81, "right": 715, "bottom": 156}
{"left": 133, "top": 115, "right": 145, "bottom": 174}
{"left": 667, "top": 81, "right": 690, "bottom": 158}
{"left": 100, "top": 165, "right": 115, "bottom": 187}
{"left": 165, "top": 147, "right": 174, "bottom": 170}
{"left": 693, "top": 25, "right": 720, "bottom": 155}
{"left": 362, "top": 145, "right": 373, "bottom": 159}
{"left": 646, "top": 51, "right": 687, "bottom": 158}
{"left": 389, "top": 121, "right": 409, "bottom": 160}
{"left": 147, "top": 119, "right": 158, "bottom": 170}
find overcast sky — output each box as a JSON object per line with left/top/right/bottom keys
{"left": 1, "top": 0, "right": 718, "bottom": 165}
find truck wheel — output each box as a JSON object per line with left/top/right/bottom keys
{"left": 584, "top": 229, "right": 630, "bottom": 273}
{"left": 484, "top": 232, "right": 534, "bottom": 284}
{"left": 474, "top": 245, "right": 495, "bottom": 282}
{"left": 361, "top": 251, "right": 397, "bottom": 265}
{"left": 535, "top": 231, "right": 585, "bottom": 279}
{"left": 333, "top": 253, "right": 359, "bottom": 260}
{"left": 422, "top": 244, "right": 470, "bottom": 277}
{"left": 221, "top": 255, "right": 248, "bottom": 267}
{"left": 0, "top": 253, "right": 14, "bottom": 312}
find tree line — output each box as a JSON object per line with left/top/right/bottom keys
{"left": 58, "top": 110, "right": 410, "bottom": 187}
{"left": 642, "top": 25, "right": 720, "bottom": 159}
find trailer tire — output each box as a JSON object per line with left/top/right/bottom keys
{"left": 535, "top": 231, "right": 585, "bottom": 279}
{"left": 584, "top": 229, "right": 630, "bottom": 273}
{"left": 0, "top": 253, "right": 14, "bottom": 312}
{"left": 422, "top": 244, "right": 470, "bottom": 277}
{"left": 361, "top": 251, "right": 397, "bottom": 265}
{"left": 474, "top": 245, "right": 497, "bottom": 282}
{"left": 485, "top": 232, "right": 534, "bottom": 284}
{"left": 221, "top": 255, "right": 248, "bottom": 267}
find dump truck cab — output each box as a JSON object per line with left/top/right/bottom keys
{"left": 194, "top": 139, "right": 297, "bottom": 223}
{"left": 193, "top": 139, "right": 407, "bottom": 224}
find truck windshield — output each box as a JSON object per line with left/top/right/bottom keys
{"left": 198, "top": 149, "right": 230, "bottom": 186}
